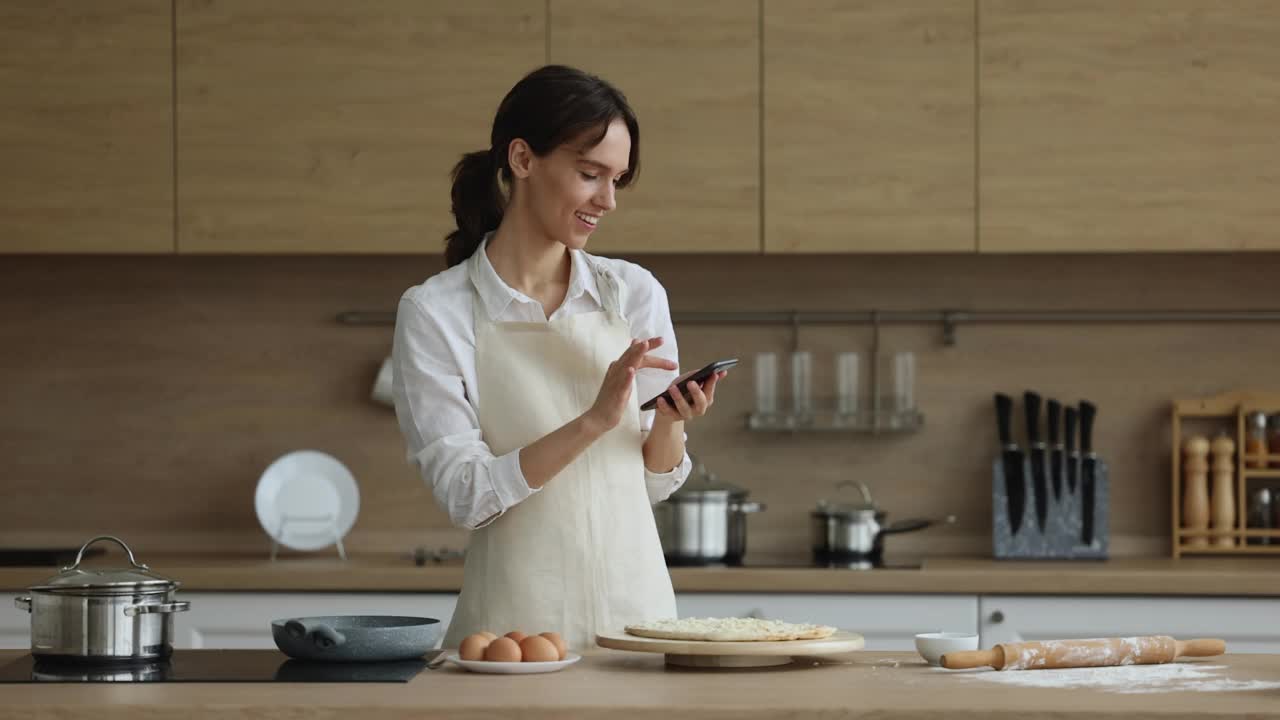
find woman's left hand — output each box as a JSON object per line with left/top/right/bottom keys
{"left": 654, "top": 371, "right": 727, "bottom": 423}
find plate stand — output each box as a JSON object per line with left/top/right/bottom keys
{"left": 269, "top": 513, "right": 347, "bottom": 561}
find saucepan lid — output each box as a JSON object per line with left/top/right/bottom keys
{"left": 813, "top": 480, "right": 880, "bottom": 519}
{"left": 28, "top": 536, "right": 178, "bottom": 596}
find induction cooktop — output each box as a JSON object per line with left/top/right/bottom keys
{"left": 0, "top": 650, "right": 428, "bottom": 683}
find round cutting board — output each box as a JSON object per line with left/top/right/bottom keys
{"left": 596, "top": 629, "right": 865, "bottom": 668}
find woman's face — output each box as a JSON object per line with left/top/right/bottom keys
{"left": 525, "top": 118, "right": 631, "bottom": 250}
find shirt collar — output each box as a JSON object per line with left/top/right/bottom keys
{"left": 468, "top": 233, "right": 602, "bottom": 321}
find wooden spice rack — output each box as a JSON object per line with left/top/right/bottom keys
{"left": 1172, "top": 390, "right": 1280, "bottom": 557}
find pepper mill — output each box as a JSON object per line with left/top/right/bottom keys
{"left": 1210, "top": 434, "right": 1236, "bottom": 548}
{"left": 1182, "top": 435, "right": 1210, "bottom": 548}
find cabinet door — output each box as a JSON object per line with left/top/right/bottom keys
{"left": 0, "top": 608, "right": 28, "bottom": 650}
{"left": 764, "top": 1, "right": 975, "bottom": 253}
{"left": 0, "top": 1, "right": 172, "bottom": 254}
{"left": 176, "top": 1, "right": 543, "bottom": 254}
{"left": 676, "top": 593, "right": 977, "bottom": 650}
{"left": 175, "top": 592, "right": 457, "bottom": 649}
{"left": 549, "top": 1, "right": 759, "bottom": 253}
{"left": 980, "top": 595, "right": 1280, "bottom": 653}
{"left": 980, "top": 2, "right": 1280, "bottom": 252}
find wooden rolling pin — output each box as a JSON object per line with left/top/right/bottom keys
{"left": 940, "top": 636, "right": 1225, "bottom": 671}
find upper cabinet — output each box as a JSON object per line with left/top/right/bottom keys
{"left": 763, "top": 1, "right": 976, "bottom": 253}
{"left": 176, "top": 0, "right": 544, "bottom": 254}
{"left": 548, "top": 1, "right": 760, "bottom": 253}
{"left": 0, "top": 1, "right": 172, "bottom": 254}
{"left": 980, "top": 1, "right": 1280, "bottom": 252}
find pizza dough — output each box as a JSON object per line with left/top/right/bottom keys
{"left": 624, "top": 617, "right": 838, "bottom": 642}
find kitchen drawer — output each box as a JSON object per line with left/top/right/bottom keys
{"left": 675, "top": 593, "right": 978, "bottom": 651}
{"left": 979, "top": 595, "right": 1280, "bottom": 653}
{"left": 175, "top": 592, "right": 457, "bottom": 650}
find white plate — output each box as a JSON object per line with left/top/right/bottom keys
{"left": 254, "top": 450, "right": 359, "bottom": 551}
{"left": 444, "top": 652, "right": 582, "bottom": 674}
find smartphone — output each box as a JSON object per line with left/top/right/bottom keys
{"left": 640, "top": 358, "right": 738, "bottom": 411}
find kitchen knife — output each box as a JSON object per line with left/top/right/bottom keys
{"left": 1080, "top": 400, "right": 1098, "bottom": 545}
{"left": 995, "top": 393, "right": 1026, "bottom": 536}
{"left": 1047, "top": 399, "right": 1063, "bottom": 501}
{"left": 1064, "top": 405, "right": 1079, "bottom": 494}
{"left": 1024, "top": 391, "right": 1048, "bottom": 533}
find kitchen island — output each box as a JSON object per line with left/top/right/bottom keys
{"left": 1, "top": 649, "right": 1276, "bottom": 719}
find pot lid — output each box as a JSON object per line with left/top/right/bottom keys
{"left": 814, "top": 480, "right": 879, "bottom": 516}
{"left": 28, "top": 536, "right": 177, "bottom": 595}
{"left": 670, "top": 456, "right": 748, "bottom": 499}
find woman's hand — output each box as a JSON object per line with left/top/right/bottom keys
{"left": 653, "top": 370, "right": 727, "bottom": 424}
{"left": 583, "top": 337, "right": 677, "bottom": 434}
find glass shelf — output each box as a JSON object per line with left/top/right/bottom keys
{"left": 745, "top": 408, "right": 924, "bottom": 434}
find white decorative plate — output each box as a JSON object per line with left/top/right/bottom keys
{"left": 254, "top": 450, "right": 359, "bottom": 551}
{"left": 444, "top": 652, "right": 582, "bottom": 674}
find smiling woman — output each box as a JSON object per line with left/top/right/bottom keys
{"left": 391, "top": 65, "right": 732, "bottom": 652}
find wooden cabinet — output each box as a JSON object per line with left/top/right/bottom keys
{"left": 676, "top": 593, "right": 978, "bottom": 650}
{"left": 979, "top": 595, "right": 1280, "bottom": 653}
{"left": 548, "top": 1, "right": 759, "bottom": 253}
{"left": 763, "top": 1, "right": 975, "bottom": 253}
{"left": 980, "top": 1, "right": 1280, "bottom": 252}
{"left": 176, "top": 0, "right": 543, "bottom": 254}
{"left": 173, "top": 592, "right": 458, "bottom": 649}
{"left": 0, "top": 1, "right": 173, "bottom": 254}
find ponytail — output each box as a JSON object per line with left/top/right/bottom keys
{"left": 444, "top": 148, "right": 505, "bottom": 267}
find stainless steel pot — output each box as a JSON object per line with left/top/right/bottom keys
{"left": 13, "top": 536, "right": 190, "bottom": 662}
{"left": 654, "top": 459, "right": 765, "bottom": 565}
{"left": 811, "top": 481, "right": 952, "bottom": 562}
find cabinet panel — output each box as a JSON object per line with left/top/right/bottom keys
{"left": 979, "top": 595, "right": 1280, "bottom": 653}
{"left": 177, "top": 1, "right": 544, "bottom": 253}
{"left": 764, "top": 1, "right": 975, "bottom": 253}
{"left": 980, "top": 1, "right": 1280, "bottom": 252}
{"left": 677, "top": 593, "right": 978, "bottom": 650}
{"left": 0, "top": 1, "right": 172, "bottom": 253}
{"left": 550, "top": 1, "right": 759, "bottom": 253}
{"left": 176, "top": 592, "right": 457, "bottom": 649}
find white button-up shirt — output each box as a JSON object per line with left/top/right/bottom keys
{"left": 392, "top": 240, "right": 692, "bottom": 530}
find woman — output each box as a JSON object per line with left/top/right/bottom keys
{"left": 391, "top": 65, "right": 727, "bottom": 650}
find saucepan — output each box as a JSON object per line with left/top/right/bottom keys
{"left": 271, "top": 615, "right": 441, "bottom": 662}
{"left": 811, "top": 480, "right": 955, "bottom": 562}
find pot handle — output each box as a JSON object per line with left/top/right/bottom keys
{"left": 14, "top": 597, "right": 31, "bottom": 613}
{"left": 63, "top": 535, "right": 150, "bottom": 573}
{"left": 731, "top": 501, "right": 767, "bottom": 514}
{"left": 123, "top": 601, "right": 191, "bottom": 617}
{"left": 882, "top": 515, "right": 958, "bottom": 536}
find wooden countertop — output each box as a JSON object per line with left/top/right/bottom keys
{"left": 5, "top": 554, "right": 1280, "bottom": 596}
{"left": 0, "top": 650, "right": 1276, "bottom": 719}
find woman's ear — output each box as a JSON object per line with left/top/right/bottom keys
{"left": 508, "top": 138, "right": 533, "bottom": 179}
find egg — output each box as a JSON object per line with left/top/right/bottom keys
{"left": 519, "top": 635, "right": 560, "bottom": 663}
{"left": 504, "top": 631, "right": 528, "bottom": 643}
{"left": 539, "top": 631, "right": 568, "bottom": 660}
{"left": 479, "top": 631, "right": 498, "bottom": 641}
{"left": 484, "top": 636, "right": 522, "bottom": 662}
{"left": 459, "top": 633, "right": 492, "bottom": 661}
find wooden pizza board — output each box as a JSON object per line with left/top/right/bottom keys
{"left": 595, "top": 629, "right": 866, "bottom": 668}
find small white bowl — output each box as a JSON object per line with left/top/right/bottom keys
{"left": 914, "top": 632, "right": 979, "bottom": 666}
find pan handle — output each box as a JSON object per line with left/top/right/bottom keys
{"left": 881, "top": 515, "right": 957, "bottom": 536}
{"left": 286, "top": 619, "right": 346, "bottom": 649}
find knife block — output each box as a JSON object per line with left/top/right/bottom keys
{"left": 991, "top": 455, "right": 1109, "bottom": 560}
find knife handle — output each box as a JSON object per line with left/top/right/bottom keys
{"left": 1065, "top": 406, "right": 1078, "bottom": 453}
{"left": 995, "top": 393, "right": 1014, "bottom": 446}
{"left": 1047, "top": 399, "right": 1061, "bottom": 445}
{"left": 1079, "top": 401, "right": 1097, "bottom": 454}
{"left": 1024, "top": 392, "right": 1042, "bottom": 445}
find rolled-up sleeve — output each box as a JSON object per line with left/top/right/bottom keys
{"left": 391, "top": 296, "right": 539, "bottom": 529}
{"left": 625, "top": 269, "right": 693, "bottom": 504}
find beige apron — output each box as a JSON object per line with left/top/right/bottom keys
{"left": 441, "top": 251, "right": 677, "bottom": 650}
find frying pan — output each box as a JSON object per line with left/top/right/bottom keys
{"left": 271, "top": 615, "right": 441, "bottom": 662}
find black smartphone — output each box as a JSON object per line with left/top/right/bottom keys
{"left": 640, "top": 358, "right": 738, "bottom": 411}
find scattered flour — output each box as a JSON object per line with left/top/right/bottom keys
{"left": 960, "top": 663, "right": 1280, "bottom": 694}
